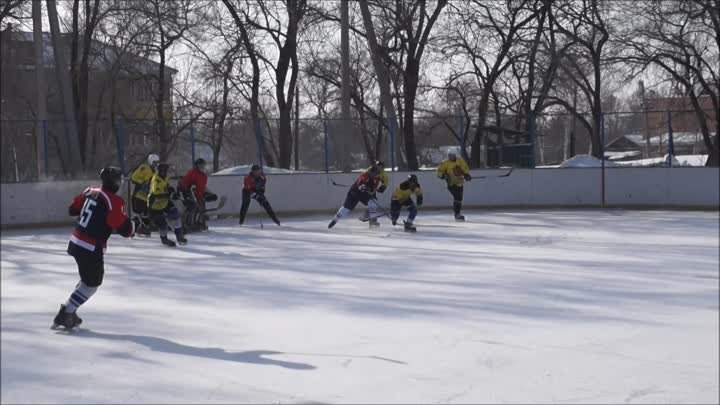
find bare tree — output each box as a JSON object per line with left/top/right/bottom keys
{"left": 241, "top": 0, "right": 308, "bottom": 169}
{"left": 129, "top": 0, "right": 196, "bottom": 161}
{"left": 546, "top": 0, "right": 611, "bottom": 159}
{"left": 222, "top": 0, "right": 275, "bottom": 166}
{"left": 47, "top": 0, "right": 83, "bottom": 176}
{"left": 442, "top": 0, "right": 541, "bottom": 167}
{"left": 1, "top": 0, "right": 29, "bottom": 27}
{"left": 616, "top": 0, "right": 719, "bottom": 166}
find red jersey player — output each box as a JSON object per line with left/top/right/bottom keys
{"left": 238, "top": 164, "right": 280, "bottom": 226}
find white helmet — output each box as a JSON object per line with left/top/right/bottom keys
{"left": 148, "top": 154, "right": 160, "bottom": 167}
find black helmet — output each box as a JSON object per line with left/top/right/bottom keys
{"left": 100, "top": 166, "right": 123, "bottom": 193}
{"left": 374, "top": 160, "right": 385, "bottom": 168}
{"left": 408, "top": 174, "right": 418, "bottom": 184}
{"left": 250, "top": 164, "right": 261, "bottom": 172}
{"left": 194, "top": 158, "right": 206, "bottom": 167}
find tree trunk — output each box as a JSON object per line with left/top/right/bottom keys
{"left": 32, "top": 0, "right": 47, "bottom": 179}
{"left": 223, "top": 0, "right": 265, "bottom": 168}
{"left": 156, "top": 45, "right": 168, "bottom": 160}
{"left": 402, "top": 63, "right": 420, "bottom": 170}
{"left": 359, "top": 1, "right": 399, "bottom": 168}
{"left": 47, "top": 0, "right": 82, "bottom": 176}
{"left": 339, "top": 0, "right": 352, "bottom": 170}
{"left": 471, "top": 95, "right": 490, "bottom": 168}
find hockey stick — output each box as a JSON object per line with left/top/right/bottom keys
{"left": 330, "top": 179, "right": 351, "bottom": 187}
{"left": 358, "top": 197, "right": 392, "bottom": 222}
{"left": 358, "top": 210, "right": 392, "bottom": 222}
{"left": 473, "top": 167, "right": 514, "bottom": 179}
{"left": 199, "top": 195, "right": 227, "bottom": 213}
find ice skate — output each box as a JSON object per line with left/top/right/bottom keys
{"left": 404, "top": 220, "right": 417, "bottom": 233}
{"left": 161, "top": 236, "right": 176, "bottom": 247}
{"left": 51, "top": 305, "right": 80, "bottom": 330}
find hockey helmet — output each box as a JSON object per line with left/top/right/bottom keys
{"left": 408, "top": 174, "right": 419, "bottom": 184}
{"left": 250, "top": 164, "right": 261, "bottom": 173}
{"left": 148, "top": 153, "right": 160, "bottom": 167}
{"left": 100, "top": 166, "right": 123, "bottom": 193}
{"left": 194, "top": 158, "right": 207, "bottom": 172}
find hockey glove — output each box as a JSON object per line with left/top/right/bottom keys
{"left": 464, "top": 173, "right": 472, "bottom": 181}
{"left": 378, "top": 184, "right": 387, "bottom": 193}
{"left": 417, "top": 195, "right": 424, "bottom": 207}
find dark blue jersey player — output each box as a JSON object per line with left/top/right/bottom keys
{"left": 52, "top": 167, "right": 137, "bottom": 330}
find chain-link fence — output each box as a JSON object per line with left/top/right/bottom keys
{"left": 1, "top": 110, "right": 713, "bottom": 182}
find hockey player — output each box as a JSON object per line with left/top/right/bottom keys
{"left": 238, "top": 164, "right": 280, "bottom": 226}
{"left": 328, "top": 164, "right": 383, "bottom": 229}
{"left": 129, "top": 153, "right": 160, "bottom": 236}
{"left": 178, "top": 158, "right": 218, "bottom": 232}
{"left": 53, "top": 167, "right": 137, "bottom": 330}
{"left": 148, "top": 163, "right": 187, "bottom": 247}
{"left": 436, "top": 152, "right": 471, "bottom": 221}
{"left": 363, "top": 160, "right": 388, "bottom": 226}
{"left": 391, "top": 174, "right": 423, "bottom": 232}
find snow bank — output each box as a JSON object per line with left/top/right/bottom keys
{"left": 614, "top": 154, "right": 708, "bottom": 167}
{"left": 212, "top": 165, "right": 298, "bottom": 175}
{"left": 558, "top": 154, "right": 620, "bottom": 168}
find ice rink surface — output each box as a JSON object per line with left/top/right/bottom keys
{"left": 2, "top": 209, "right": 718, "bottom": 404}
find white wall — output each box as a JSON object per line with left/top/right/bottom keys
{"left": 2, "top": 168, "right": 718, "bottom": 227}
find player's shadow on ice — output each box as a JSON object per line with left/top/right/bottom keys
{"left": 69, "top": 330, "right": 316, "bottom": 370}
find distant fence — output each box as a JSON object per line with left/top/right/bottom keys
{"left": 1, "top": 110, "right": 714, "bottom": 183}
{"left": 2, "top": 167, "right": 717, "bottom": 228}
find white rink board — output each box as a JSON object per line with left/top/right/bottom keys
{"left": 1, "top": 167, "right": 718, "bottom": 227}
{"left": 1, "top": 210, "right": 718, "bottom": 403}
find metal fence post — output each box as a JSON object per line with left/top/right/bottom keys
{"left": 115, "top": 117, "right": 127, "bottom": 176}
{"left": 458, "top": 114, "right": 465, "bottom": 159}
{"left": 529, "top": 111, "right": 536, "bottom": 168}
{"left": 323, "top": 119, "right": 329, "bottom": 173}
{"left": 42, "top": 119, "right": 49, "bottom": 178}
{"left": 600, "top": 112, "right": 606, "bottom": 208}
{"left": 190, "top": 122, "right": 196, "bottom": 164}
{"left": 667, "top": 111, "right": 674, "bottom": 167}
{"left": 256, "top": 120, "right": 264, "bottom": 168}
{"left": 388, "top": 117, "right": 396, "bottom": 172}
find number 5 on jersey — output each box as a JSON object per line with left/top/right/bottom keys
{"left": 78, "top": 199, "right": 97, "bottom": 228}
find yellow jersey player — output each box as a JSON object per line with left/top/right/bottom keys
{"left": 130, "top": 153, "right": 159, "bottom": 235}
{"left": 436, "top": 152, "right": 471, "bottom": 221}
{"left": 391, "top": 174, "right": 423, "bottom": 232}
{"left": 147, "top": 163, "right": 186, "bottom": 247}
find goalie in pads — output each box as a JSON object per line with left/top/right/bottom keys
{"left": 178, "top": 158, "right": 219, "bottom": 233}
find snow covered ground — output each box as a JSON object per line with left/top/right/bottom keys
{"left": 2, "top": 210, "right": 718, "bottom": 404}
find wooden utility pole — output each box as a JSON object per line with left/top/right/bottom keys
{"left": 340, "top": 0, "right": 352, "bottom": 170}
{"left": 32, "top": 1, "right": 47, "bottom": 179}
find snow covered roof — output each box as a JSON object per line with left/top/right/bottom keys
{"left": 610, "top": 132, "right": 712, "bottom": 148}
